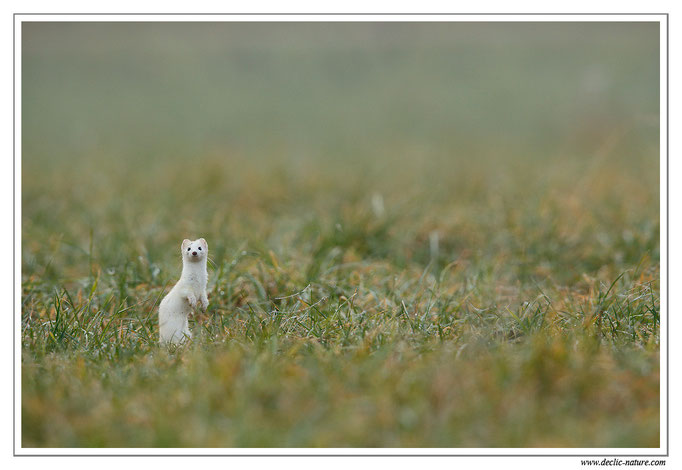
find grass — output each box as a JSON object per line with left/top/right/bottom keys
{"left": 21, "top": 22, "right": 660, "bottom": 448}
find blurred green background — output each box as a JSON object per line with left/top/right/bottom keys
{"left": 23, "top": 22, "right": 659, "bottom": 160}
{"left": 21, "top": 22, "right": 660, "bottom": 448}
{"left": 22, "top": 21, "right": 660, "bottom": 280}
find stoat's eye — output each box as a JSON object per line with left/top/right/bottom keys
{"left": 187, "top": 247, "right": 191, "bottom": 251}
{"left": 198, "top": 247, "right": 202, "bottom": 251}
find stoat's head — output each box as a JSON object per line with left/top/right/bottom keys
{"left": 181, "top": 238, "right": 208, "bottom": 263}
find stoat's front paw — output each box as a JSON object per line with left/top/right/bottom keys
{"left": 200, "top": 295, "right": 209, "bottom": 312}
{"left": 187, "top": 293, "right": 198, "bottom": 309}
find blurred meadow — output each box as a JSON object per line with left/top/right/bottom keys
{"left": 21, "top": 22, "right": 660, "bottom": 448}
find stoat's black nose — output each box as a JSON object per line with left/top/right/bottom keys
{"left": 192, "top": 251, "right": 197, "bottom": 256}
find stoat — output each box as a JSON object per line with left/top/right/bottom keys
{"left": 158, "top": 238, "right": 209, "bottom": 344}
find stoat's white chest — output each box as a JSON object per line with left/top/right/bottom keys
{"left": 179, "top": 263, "right": 207, "bottom": 291}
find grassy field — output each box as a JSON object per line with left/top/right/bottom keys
{"left": 21, "top": 22, "right": 660, "bottom": 448}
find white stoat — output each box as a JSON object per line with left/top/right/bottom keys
{"left": 158, "top": 238, "right": 209, "bottom": 344}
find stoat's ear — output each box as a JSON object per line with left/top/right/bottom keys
{"left": 181, "top": 239, "right": 191, "bottom": 250}
{"left": 198, "top": 238, "right": 208, "bottom": 249}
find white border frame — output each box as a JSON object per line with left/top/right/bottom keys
{"left": 13, "top": 13, "right": 669, "bottom": 457}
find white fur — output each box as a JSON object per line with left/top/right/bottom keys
{"left": 159, "top": 238, "right": 209, "bottom": 344}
